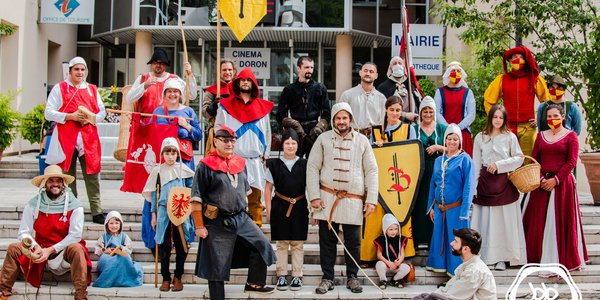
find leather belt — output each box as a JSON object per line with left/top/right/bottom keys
{"left": 320, "top": 185, "right": 365, "bottom": 229}
{"left": 275, "top": 191, "right": 304, "bottom": 217}
{"left": 434, "top": 199, "right": 462, "bottom": 256}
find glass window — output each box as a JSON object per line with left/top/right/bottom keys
{"left": 306, "top": 0, "right": 344, "bottom": 28}
{"left": 139, "top": 0, "right": 180, "bottom": 25}
{"left": 93, "top": 0, "right": 111, "bottom": 35}
{"left": 322, "top": 48, "right": 336, "bottom": 91}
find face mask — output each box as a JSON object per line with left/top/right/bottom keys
{"left": 392, "top": 65, "right": 405, "bottom": 78}
{"left": 511, "top": 57, "right": 525, "bottom": 71}
{"left": 449, "top": 70, "right": 462, "bottom": 84}
{"left": 547, "top": 118, "right": 562, "bottom": 129}
{"left": 549, "top": 88, "right": 565, "bottom": 100}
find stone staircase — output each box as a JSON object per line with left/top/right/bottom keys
{"left": 1, "top": 200, "right": 600, "bottom": 299}
{"left": 0, "top": 155, "right": 125, "bottom": 180}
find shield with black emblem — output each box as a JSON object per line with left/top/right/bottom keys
{"left": 361, "top": 140, "right": 424, "bottom": 262}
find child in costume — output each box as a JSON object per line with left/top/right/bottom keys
{"left": 93, "top": 211, "right": 143, "bottom": 288}
{"left": 264, "top": 129, "right": 309, "bottom": 291}
{"left": 373, "top": 214, "right": 411, "bottom": 289}
{"left": 142, "top": 137, "right": 195, "bottom": 292}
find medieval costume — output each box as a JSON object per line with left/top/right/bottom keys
{"left": 434, "top": 62, "right": 475, "bottom": 156}
{"left": 522, "top": 130, "right": 588, "bottom": 272}
{"left": 426, "top": 124, "right": 475, "bottom": 276}
{"left": 192, "top": 136, "right": 275, "bottom": 299}
{"left": 142, "top": 138, "right": 195, "bottom": 291}
{"left": 339, "top": 84, "right": 387, "bottom": 134}
{"left": 484, "top": 45, "right": 550, "bottom": 156}
{"left": 537, "top": 75, "right": 582, "bottom": 135}
{"left": 215, "top": 67, "right": 274, "bottom": 227}
{"left": 472, "top": 130, "right": 526, "bottom": 267}
{"left": 373, "top": 214, "right": 411, "bottom": 288}
{"left": 202, "top": 80, "right": 232, "bottom": 155}
{"left": 412, "top": 98, "right": 447, "bottom": 246}
{"left": 45, "top": 57, "right": 106, "bottom": 222}
{"left": 377, "top": 57, "right": 423, "bottom": 123}
{"left": 93, "top": 211, "right": 143, "bottom": 288}
{"left": 0, "top": 165, "right": 91, "bottom": 300}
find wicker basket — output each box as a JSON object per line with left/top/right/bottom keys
{"left": 508, "top": 155, "right": 541, "bottom": 193}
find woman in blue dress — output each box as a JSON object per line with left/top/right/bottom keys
{"left": 426, "top": 123, "right": 475, "bottom": 276}
{"left": 93, "top": 211, "right": 143, "bottom": 288}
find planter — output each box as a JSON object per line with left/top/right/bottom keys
{"left": 580, "top": 152, "right": 600, "bottom": 206}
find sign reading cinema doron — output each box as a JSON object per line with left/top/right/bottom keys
{"left": 224, "top": 48, "right": 271, "bottom": 79}
{"left": 391, "top": 24, "right": 444, "bottom": 76}
{"left": 40, "top": 0, "right": 94, "bottom": 25}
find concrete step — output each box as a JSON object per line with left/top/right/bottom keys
{"left": 0, "top": 159, "right": 125, "bottom": 171}
{"left": 4, "top": 281, "right": 600, "bottom": 299}
{"left": 0, "top": 168, "right": 124, "bottom": 180}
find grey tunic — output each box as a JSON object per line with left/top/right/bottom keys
{"left": 191, "top": 162, "right": 276, "bottom": 281}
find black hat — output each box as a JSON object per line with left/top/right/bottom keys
{"left": 214, "top": 126, "right": 237, "bottom": 138}
{"left": 281, "top": 128, "right": 300, "bottom": 145}
{"left": 147, "top": 48, "right": 170, "bottom": 66}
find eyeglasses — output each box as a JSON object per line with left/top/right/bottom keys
{"left": 216, "top": 137, "right": 236, "bottom": 144}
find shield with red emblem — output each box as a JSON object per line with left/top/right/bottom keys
{"left": 167, "top": 187, "right": 192, "bottom": 226}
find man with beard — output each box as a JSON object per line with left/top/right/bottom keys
{"left": 412, "top": 228, "right": 497, "bottom": 300}
{"left": 191, "top": 127, "right": 275, "bottom": 299}
{"left": 307, "top": 102, "right": 378, "bottom": 294}
{"left": 202, "top": 59, "right": 237, "bottom": 155}
{"left": 127, "top": 48, "right": 198, "bottom": 114}
{"left": 339, "top": 62, "right": 386, "bottom": 138}
{"left": 377, "top": 57, "right": 423, "bottom": 123}
{"left": 276, "top": 56, "right": 331, "bottom": 158}
{"left": 484, "top": 45, "right": 549, "bottom": 156}
{"left": 215, "top": 67, "right": 274, "bottom": 227}
{"left": 0, "top": 165, "right": 91, "bottom": 300}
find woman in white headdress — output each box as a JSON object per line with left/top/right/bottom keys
{"left": 434, "top": 61, "right": 476, "bottom": 156}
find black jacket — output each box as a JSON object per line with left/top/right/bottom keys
{"left": 276, "top": 80, "right": 331, "bottom": 131}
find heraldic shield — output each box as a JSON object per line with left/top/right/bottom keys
{"left": 167, "top": 187, "right": 192, "bottom": 226}
{"left": 361, "top": 140, "right": 424, "bottom": 263}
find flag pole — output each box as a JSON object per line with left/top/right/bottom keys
{"left": 179, "top": 20, "right": 190, "bottom": 106}
{"left": 216, "top": 1, "right": 222, "bottom": 98}
{"left": 401, "top": 0, "right": 414, "bottom": 113}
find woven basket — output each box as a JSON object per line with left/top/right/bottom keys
{"left": 508, "top": 155, "right": 541, "bottom": 193}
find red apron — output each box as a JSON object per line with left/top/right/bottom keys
{"left": 135, "top": 73, "right": 179, "bottom": 114}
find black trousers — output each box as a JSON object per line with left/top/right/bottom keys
{"left": 318, "top": 220, "right": 361, "bottom": 280}
{"left": 159, "top": 221, "right": 188, "bottom": 281}
{"left": 208, "top": 281, "right": 225, "bottom": 300}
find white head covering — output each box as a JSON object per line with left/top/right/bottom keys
{"left": 418, "top": 96, "right": 437, "bottom": 124}
{"left": 331, "top": 102, "right": 354, "bottom": 130}
{"left": 381, "top": 213, "right": 401, "bottom": 260}
{"left": 68, "top": 56, "right": 87, "bottom": 68}
{"left": 105, "top": 210, "right": 124, "bottom": 226}
{"left": 444, "top": 123, "right": 463, "bottom": 149}
{"left": 387, "top": 56, "right": 407, "bottom": 81}
{"left": 442, "top": 61, "right": 468, "bottom": 88}
{"left": 161, "top": 137, "right": 180, "bottom": 153}
{"left": 162, "top": 77, "right": 185, "bottom": 97}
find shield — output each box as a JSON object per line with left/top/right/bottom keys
{"left": 361, "top": 140, "right": 424, "bottom": 262}
{"left": 219, "top": 0, "right": 266, "bottom": 42}
{"left": 167, "top": 187, "right": 192, "bottom": 226}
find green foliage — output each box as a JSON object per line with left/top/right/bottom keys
{"left": 20, "top": 104, "right": 50, "bottom": 144}
{"left": 418, "top": 78, "right": 437, "bottom": 98}
{"left": 0, "top": 23, "right": 16, "bottom": 36}
{"left": 98, "top": 87, "right": 117, "bottom": 107}
{"left": 0, "top": 90, "right": 22, "bottom": 150}
{"left": 434, "top": 0, "right": 600, "bottom": 149}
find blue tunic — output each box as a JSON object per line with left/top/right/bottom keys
{"left": 426, "top": 152, "right": 475, "bottom": 276}
{"left": 151, "top": 177, "right": 195, "bottom": 245}
{"left": 93, "top": 233, "right": 143, "bottom": 288}
{"left": 153, "top": 106, "right": 202, "bottom": 169}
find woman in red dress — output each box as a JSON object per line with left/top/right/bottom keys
{"left": 522, "top": 103, "right": 588, "bottom": 272}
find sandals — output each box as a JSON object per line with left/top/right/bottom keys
{"left": 389, "top": 279, "right": 404, "bottom": 288}
{"left": 378, "top": 280, "right": 388, "bottom": 289}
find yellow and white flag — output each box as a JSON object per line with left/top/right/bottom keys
{"left": 219, "top": 0, "right": 266, "bottom": 42}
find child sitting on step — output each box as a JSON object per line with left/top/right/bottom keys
{"left": 142, "top": 137, "right": 195, "bottom": 292}
{"left": 374, "top": 213, "right": 411, "bottom": 289}
{"left": 264, "top": 129, "right": 309, "bottom": 291}
{"left": 93, "top": 210, "right": 143, "bottom": 287}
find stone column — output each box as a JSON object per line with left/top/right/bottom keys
{"left": 335, "top": 34, "right": 353, "bottom": 102}
{"left": 134, "top": 31, "right": 153, "bottom": 76}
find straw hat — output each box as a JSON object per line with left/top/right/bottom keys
{"left": 31, "top": 165, "right": 75, "bottom": 188}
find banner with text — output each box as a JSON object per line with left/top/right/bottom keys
{"left": 224, "top": 47, "right": 271, "bottom": 79}
{"left": 40, "top": 0, "right": 94, "bottom": 24}
{"left": 392, "top": 24, "right": 444, "bottom": 76}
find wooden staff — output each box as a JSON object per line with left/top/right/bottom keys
{"left": 216, "top": 2, "right": 221, "bottom": 98}
{"left": 179, "top": 20, "right": 191, "bottom": 106}
{"left": 106, "top": 108, "right": 193, "bottom": 121}
{"left": 155, "top": 183, "right": 160, "bottom": 288}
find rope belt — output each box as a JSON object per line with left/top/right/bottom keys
{"left": 320, "top": 185, "right": 365, "bottom": 229}
{"left": 434, "top": 199, "right": 462, "bottom": 256}
{"left": 274, "top": 191, "right": 304, "bottom": 217}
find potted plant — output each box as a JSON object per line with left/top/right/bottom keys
{"left": 20, "top": 103, "right": 50, "bottom": 145}
{"left": 99, "top": 85, "right": 121, "bottom": 123}
{"left": 0, "top": 90, "right": 22, "bottom": 160}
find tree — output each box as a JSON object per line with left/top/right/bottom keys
{"left": 434, "top": 0, "right": 600, "bottom": 149}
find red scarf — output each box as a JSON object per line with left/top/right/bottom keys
{"left": 201, "top": 151, "right": 246, "bottom": 174}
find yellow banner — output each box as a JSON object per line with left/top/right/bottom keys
{"left": 219, "top": 0, "right": 266, "bottom": 42}
{"left": 361, "top": 140, "right": 424, "bottom": 261}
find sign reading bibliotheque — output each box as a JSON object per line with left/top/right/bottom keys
{"left": 40, "top": 0, "right": 94, "bottom": 24}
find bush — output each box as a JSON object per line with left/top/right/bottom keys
{"left": 418, "top": 77, "right": 437, "bottom": 98}
{"left": 20, "top": 103, "right": 50, "bottom": 145}
{"left": 0, "top": 90, "right": 22, "bottom": 150}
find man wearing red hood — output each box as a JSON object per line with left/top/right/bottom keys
{"left": 202, "top": 59, "right": 237, "bottom": 156}
{"left": 215, "top": 67, "right": 274, "bottom": 227}
{"left": 484, "top": 45, "right": 550, "bottom": 156}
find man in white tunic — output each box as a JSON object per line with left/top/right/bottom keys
{"left": 413, "top": 228, "right": 497, "bottom": 300}
{"left": 338, "top": 62, "right": 386, "bottom": 138}
{"left": 307, "top": 102, "right": 378, "bottom": 294}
